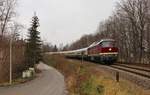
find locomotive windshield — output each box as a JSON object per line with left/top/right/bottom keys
{"left": 100, "top": 41, "right": 115, "bottom": 47}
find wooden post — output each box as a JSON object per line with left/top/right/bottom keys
{"left": 116, "top": 71, "right": 119, "bottom": 82}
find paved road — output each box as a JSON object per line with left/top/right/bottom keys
{"left": 0, "top": 63, "right": 67, "bottom": 95}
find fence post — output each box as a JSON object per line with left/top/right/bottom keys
{"left": 116, "top": 71, "right": 119, "bottom": 82}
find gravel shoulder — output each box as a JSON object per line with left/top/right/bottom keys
{"left": 0, "top": 62, "right": 67, "bottom": 95}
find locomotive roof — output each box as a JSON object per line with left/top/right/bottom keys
{"left": 59, "top": 47, "right": 87, "bottom": 54}
{"left": 99, "top": 39, "right": 115, "bottom": 43}
{"left": 88, "top": 39, "right": 115, "bottom": 48}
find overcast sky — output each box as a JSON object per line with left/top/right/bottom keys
{"left": 16, "top": 0, "right": 119, "bottom": 45}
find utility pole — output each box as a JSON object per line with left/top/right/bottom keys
{"left": 81, "top": 52, "right": 84, "bottom": 64}
{"left": 9, "top": 35, "right": 12, "bottom": 85}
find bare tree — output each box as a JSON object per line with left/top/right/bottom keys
{"left": 0, "top": 0, "right": 17, "bottom": 38}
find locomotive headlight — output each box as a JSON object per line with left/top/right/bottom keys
{"left": 109, "top": 48, "right": 112, "bottom": 51}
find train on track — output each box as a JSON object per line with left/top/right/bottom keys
{"left": 61, "top": 39, "right": 119, "bottom": 65}
{"left": 49, "top": 39, "right": 118, "bottom": 65}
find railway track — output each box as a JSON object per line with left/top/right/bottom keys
{"left": 114, "top": 63, "right": 150, "bottom": 72}
{"left": 96, "top": 63, "right": 150, "bottom": 89}
{"left": 110, "top": 64, "right": 150, "bottom": 79}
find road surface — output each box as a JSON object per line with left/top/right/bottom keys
{"left": 0, "top": 63, "right": 67, "bottom": 95}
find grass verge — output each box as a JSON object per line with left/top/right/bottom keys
{"left": 0, "top": 76, "right": 35, "bottom": 87}
{"left": 43, "top": 54, "right": 150, "bottom": 95}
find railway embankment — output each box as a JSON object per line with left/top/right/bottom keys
{"left": 43, "top": 54, "right": 150, "bottom": 95}
{"left": 96, "top": 64, "right": 150, "bottom": 90}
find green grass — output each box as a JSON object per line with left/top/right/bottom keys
{"left": 81, "top": 75, "right": 104, "bottom": 95}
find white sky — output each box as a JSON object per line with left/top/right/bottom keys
{"left": 16, "top": 0, "right": 119, "bottom": 45}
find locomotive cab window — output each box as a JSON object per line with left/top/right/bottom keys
{"left": 100, "top": 41, "right": 115, "bottom": 47}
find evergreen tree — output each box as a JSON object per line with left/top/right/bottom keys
{"left": 25, "top": 14, "right": 42, "bottom": 67}
{"left": 53, "top": 45, "right": 58, "bottom": 52}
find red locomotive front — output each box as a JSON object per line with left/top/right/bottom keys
{"left": 88, "top": 39, "right": 118, "bottom": 64}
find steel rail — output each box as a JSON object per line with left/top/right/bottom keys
{"left": 110, "top": 65, "right": 150, "bottom": 79}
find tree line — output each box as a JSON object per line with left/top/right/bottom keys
{"left": 0, "top": 0, "right": 42, "bottom": 83}
{"left": 65, "top": 0, "right": 150, "bottom": 64}
{"left": 0, "top": 0, "right": 24, "bottom": 83}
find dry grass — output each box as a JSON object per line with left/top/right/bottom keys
{"left": 43, "top": 54, "right": 150, "bottom": 95}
